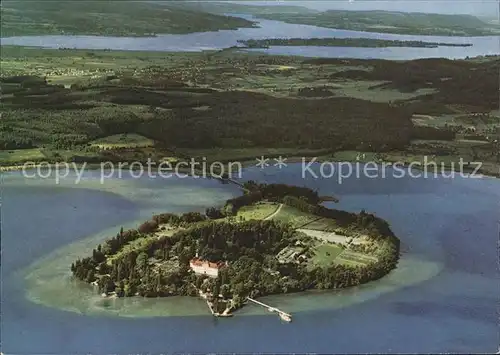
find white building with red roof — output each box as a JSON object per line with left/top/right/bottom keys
{"left": 189, "top": 257, "right": 225, "bottom": 278}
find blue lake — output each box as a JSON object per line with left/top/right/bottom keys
{"left": 1, "top": 164, "right": 498, "bottom": 353}
{"left": 2, "top": 15, "right": 499, "bottom": 59}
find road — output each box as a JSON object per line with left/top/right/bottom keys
{"left": 264, "top": 203, "right": 283, "bottom": 220}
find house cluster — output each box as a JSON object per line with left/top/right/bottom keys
{"left": 276, "top": 242, "right": 308, "bottom": 264}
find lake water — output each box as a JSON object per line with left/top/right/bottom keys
{"left": 2, "top": 164, "right": 498, "bottom": 353}
{"left": 2, "top": 15, "right": 499, "bottom": 59}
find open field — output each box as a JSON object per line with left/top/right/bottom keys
{"left": 309, "top": 244, "right": 344, "bottom": 267}
{"left": 237, "top": 203, "right": 280, "bottom": 221}
{"left": 270, "top": 205, "right": 320, "bottom": 228}
{"left": 0, "top": 148, "right": 46, "bottom": 163}
{"left": 307, "top": 241, "right": 376, "bottom": 268}
{"left": 328, "top": 81, "right": 438, "bottom": 103}
{"left": 301, "top": 218, "right": 340, "bottom": 231}
{"left": 336, "top": 250, "right": 378, "bottom": 267}
{"left": 297, "top": 229, "right": 361, "bottom": 246}
{"left": 90, "top": 134, "right": 154, "bottom": 150}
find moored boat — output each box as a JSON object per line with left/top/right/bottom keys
{"left": 279, "top": 312, "right": 292, "bottom": 322}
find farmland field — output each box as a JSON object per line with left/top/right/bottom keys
{"left": 302, "top": 218, "right": 339, "bottom": 231}
{"left": 90, "top": 134, "right": 154, "bottom": 149}
{"left": 0, "top": 148, "right": 45, "bottom": 165}
{"left": 237, "top": 203, "right": 280, "bottom": 221}
{"left": 271, "top": 205, "right": 319, "bottom": 228}
{"left": 309, "top": 243, "right": 344, "bottom": 267}
{"left": 336, "top": 250, "right": 378, "bottom": 266}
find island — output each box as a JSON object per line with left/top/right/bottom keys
{"left": 238, "top": 38, "right": 473, "bottom": 49}
{"left": 71, "top": 182, "right": 400, "bottom": 317}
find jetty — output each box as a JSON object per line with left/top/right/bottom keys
{"left": 192, "top": 283, "right": 233, "bottom": 317}
{"left": 246, "top": 297, "right": 292, "bottom": 322}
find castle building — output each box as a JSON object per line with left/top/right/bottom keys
{"left": 189, "top": 258, "right": 225, "bottom": 278}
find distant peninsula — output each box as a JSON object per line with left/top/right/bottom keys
{"left": 239, "top": 38, "right": 473, "bottom": 49}
{"left": 71, "top": 182, "right": 400, "bottom": 317}
{"left": 1, "top": 1, "right": 255, "bottom": 37}
{"left": 256, "top": 10, "right": 500, "bottom": 37}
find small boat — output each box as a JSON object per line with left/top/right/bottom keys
{"left": 279, "top": 312, "right": 292, "bottom": 322}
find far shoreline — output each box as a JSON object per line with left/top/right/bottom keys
{"left": 238, "top": 38, "right": 473, "bottom": 49}
{"left": 2, "top": 154, "right": 497, "bottom": 179}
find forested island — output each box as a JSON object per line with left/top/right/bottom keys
{"left": 239, "top": 38, "right": 473, "bottom": 49}
{"left": 71, "top": 182, "right": 400, "bottom": 315}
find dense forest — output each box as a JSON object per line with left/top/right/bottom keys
{"left": 0, "top": 75, "right": 412, "bottom": 152}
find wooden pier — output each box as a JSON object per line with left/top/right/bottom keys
{"left": 192, "top": 283, "right": 233, "bottom": 317}
{"left": 246, "top": 297, "right": 292, "bottom": 322}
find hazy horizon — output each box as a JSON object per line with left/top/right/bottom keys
{"left": 225, "top": 1, "right": 499, "bottom": 18}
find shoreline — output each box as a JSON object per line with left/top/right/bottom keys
{"left": 2, "top": 155, "right": 497, "bottom": 179}
{"left": 238, "top": 38, "right": 473, "bottom": 49}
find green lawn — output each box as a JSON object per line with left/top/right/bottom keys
{"left": 306, "top": 242, "right": 377, "bottom": 268}
{"left": 0, "top": 148, "right": 45, "bottom": 164}
{"left": 309, "top": 243, "right": 344, "bottom": 267}
{"left": 336, "top": 250, "right": 377, "bottom": 267}
{"left": 302, "top": 218, "right": 339, "bottom": 231}
{"left": 237, "top": 203, "right": 280, "bottom": 221}
{"left": 271, "top": 205, "right": 319, "bottom": 228}
{"left": 91, "top": 134, "right": 154, "bottom": 149}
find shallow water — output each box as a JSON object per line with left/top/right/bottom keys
{"left": 2, "top": 15, "right": 498, "bottom": 59}
{"left": 2, "top": 164, "right": 498, "bottom": 353}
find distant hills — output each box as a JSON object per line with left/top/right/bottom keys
{"left": 254, "top": 9, "right": 500, "bottom": 36}
{"left": 0, "top": 1, "right": 255, "bottom": 37}
{"left": 2, "top": 1, "right": 498, "bottom": 37}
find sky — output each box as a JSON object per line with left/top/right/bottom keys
{"left": 231, "top": 1, "right": 500, "bottom": 18}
